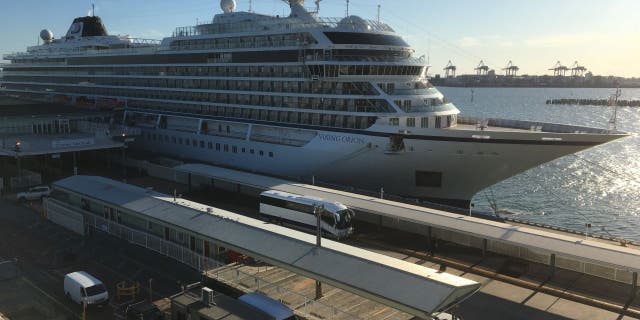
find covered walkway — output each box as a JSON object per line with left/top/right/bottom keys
{"left": 49, "top": 175, "right": 480, "bottom": 319}
{"left": 174, "top": 163, "right": 640, "bottom": 287}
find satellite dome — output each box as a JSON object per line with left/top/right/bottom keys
{"left": 40, "top": 29, "right": 54, "bottom": 42}
{"left": 220, "top": 0, "right": 236, "bottom": 13}
{"left": 337, "top": 15, "right": 371, "bottom": 31}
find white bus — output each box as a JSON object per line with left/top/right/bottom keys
{"left": 259, "top": 190, "right": 354, "bottom": 240}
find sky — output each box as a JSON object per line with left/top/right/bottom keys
{"left": 1, "top": 0, "right": 638, "bottom": 77}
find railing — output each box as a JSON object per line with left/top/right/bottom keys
{"left": 207, "top": 266, "right": 360, "bottom": 319}
{"left": 80, "top": 213, "right": 358, "bottom": 319}
{"left": 457, "top": 116, "right": 614, "bottom": 134}
{"left": 391, "top": 87, "right": 438, "bottom": 96}
{"left": 174, "top": 16, "right": 394, "bottom": 37}
{"left": 4, "top": 43, "right": 160, "bottom": 60}
{"left": 303, "top": 54, "right": 425, "bottom": 65}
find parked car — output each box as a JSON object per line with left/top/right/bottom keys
{"left": 64, "top": 271, "right": 109, "bottom": 306}
{"left": 16, "top": 186, "right": 51, "bottom": 201}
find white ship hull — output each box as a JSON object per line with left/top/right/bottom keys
{"left": 1, "top": 3, "right": 629, "bottom": 207}
{"left": 131, "top": 113, "right": 618, "bottom": 207}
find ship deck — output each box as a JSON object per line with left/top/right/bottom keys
{"left": 449, "top": 123, "right": 534, "bottom": 133}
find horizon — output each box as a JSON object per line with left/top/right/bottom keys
{"left": 0, "top": 0, "right": 638, "bottom": 77}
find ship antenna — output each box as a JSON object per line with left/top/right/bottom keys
{"left": 91, "top": 3, "right": 95, "bottom": 17}
{"left": 346, "top": 0, "right": 349, "bottom": 17}
{"left": 249, "top": 0, "right": 252, "bottom": 12}
{"left": 377, "top": 4, "right": 380, "bottom": 23}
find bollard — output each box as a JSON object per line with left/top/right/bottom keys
{"left": 632, "top": 272, "right": 638, "bottom": 297}
{"left": 482, "top": 239, "right": 487, "bottom": 258}
{"left": 426, "top": 226, "right": 433, "bottom": 255}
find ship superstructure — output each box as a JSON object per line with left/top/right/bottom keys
{"left": 0, "top": 0, "right": 628, "bottom": 207}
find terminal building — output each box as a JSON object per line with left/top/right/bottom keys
{"left": 44, "top": 175, "right": 481, "bottom": 319}
{"left": 0, "top": 96, "right": 137, "bottom": 191}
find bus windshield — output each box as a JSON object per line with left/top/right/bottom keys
{"left": 336, "top": 209, "right": 354, "bottom": 229}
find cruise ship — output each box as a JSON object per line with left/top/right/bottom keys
{"left": 0, "top": 0, "right": 628, "bottom": 208}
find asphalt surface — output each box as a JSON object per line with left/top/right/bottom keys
{"left": 0, "top": 198, "right": 200, "bottom": 320}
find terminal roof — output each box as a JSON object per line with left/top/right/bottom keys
{"left": 175, "top": 163, "right": 640, "bottom": 274}
{"left": 53, "top": 175, "right": 481, "bottom": 318}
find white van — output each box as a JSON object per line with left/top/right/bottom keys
{"left": 64, "top": 271, "right": 109, "bottom": 306}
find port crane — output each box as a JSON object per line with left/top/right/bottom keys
{"left": 502, "top": 60, "right": 519, "bottom": 77}
{"left": 570, "top": 61, "right": 587, "bottom": 77}
{"left": 475, "top": 60, "right": 489, "bottom": 76}
{"left": 443, "top": 60, "right": 457, "bottom": 78}
{"left": 549, "top": 61, "right": 569, "bottom": 77}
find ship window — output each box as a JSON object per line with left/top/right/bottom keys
{"left": 259, "top": 150, "right": 264, "bottom": 156}
{"left": 208, "top": 142, "right": 213, "bottom": 149}
{"left": 192, "top": 139, "right": 198, "bottom": 147}
{"left": 389, "top": 118, "right": 399, "bottom": 126}
{"left": 324, "top": 32, "right": 409, "bottom": 47}
{"left": 421, "top": 117, "right": 429, "bottom": 128}
{"left": 216, "top": 143, "right": 221, "bottom": 151}
{"left": 446, "top": 115, "right": 452, "bottom": 127}
{"left": 178, "top": 138, "right": 183, "bottom": 144}
{"left": 200, "top": 140, "right": 205, "bottom": 148}
{"left": 435, "top": 116, "right": 442, "bottom": 128}
{"left": 250, "top": 149, "right": 255, "bottom": 154}
{"left": 224, "top": 144, "right": 229, "bottom": 152}
{"left": 406, "top": 118, "right": 415, "bottom": 127}
{"left": 268, "top": 152, "right": 274, "bottom": 158}
{"left": 232, "top": 146, "right": 237, "bottom": 153}
{"left": 172, "top": 136, "right": 177, "bottom": 143}
{"left": 242, "top": 147, "right": 246, "bottom": 153}
{"left": 416, "top": 171, "right": 442, "bottom": 188}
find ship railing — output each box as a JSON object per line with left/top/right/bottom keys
{"left": 457, "top": 116, "right": 613, "bottom": 134}
{"left": 3, "top": 44, "right": 160, "bottom": 59}
{"left": 173, "top": 16, "right": 394, "bottom": 37}
{"left": 304, "top": 54, "right": 425, "bottom": 65}
{"left": 390, "top": 87, "right": 438, "bottom": 96}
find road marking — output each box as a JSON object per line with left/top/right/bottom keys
{"left": 20, "top": 276, "right": 81, "bottom": 320}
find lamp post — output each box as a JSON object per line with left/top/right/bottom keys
{"left": 314, "top": 205, "right": 323, "bottom": 300}
{"left": 148, "top": 278, "right": 153, "bottom": 301}
{"left": 14, "top": 141, "right": 22, "bottom": 179}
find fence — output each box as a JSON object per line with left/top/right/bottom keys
{"left": 80, "top": 212, "right": 357, "bottom": 319}
{"left": 9, "top": 170, "right": 41, "bottom": 190}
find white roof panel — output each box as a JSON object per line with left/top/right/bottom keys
{"left": 175, "top": 163, "right": 640, "bottom": 273}
{"left": 53, "top": 175, "right": 480, "bottom": 318}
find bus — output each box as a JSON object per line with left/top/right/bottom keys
{"left": 259, "top": 190, "right": 354, "bottom": 240}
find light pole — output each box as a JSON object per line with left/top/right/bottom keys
{"left": 314, "top": 205, "right": 323, "bottom": 300}
{"left": 148, "top": 278, "right": 153, "bottom": 301}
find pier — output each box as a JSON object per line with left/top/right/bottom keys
{"left": 546, "top": 98, "right": 640, "bottom": 107}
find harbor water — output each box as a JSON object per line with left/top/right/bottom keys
{"left": 440, "top": 87, "right": 640, "bottom": 242}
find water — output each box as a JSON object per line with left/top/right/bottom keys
{"left": 439, "top": 87, "right": 640, "bottom": 242}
